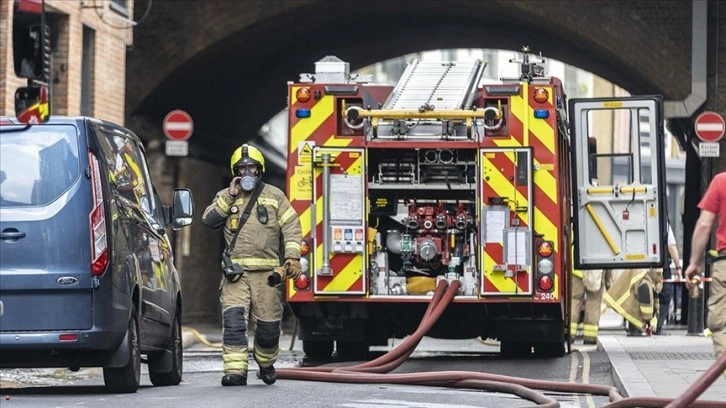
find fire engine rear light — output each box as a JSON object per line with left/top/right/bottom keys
{"left": 89, "top": 152, "right": 108, "bottom": 277}
{"left": 538, "top": 259, "right": 554, "bottom": 274}
{"left": 296, "top": 109, "right": 311, "bottom": 118}
{"left": 294, "top": 274, "right": 310, "bottom": 290}
{"left": 533, "top": 109, "right": 549, "bottom": 119}
{"left": 300, "top": 239, "right": 310, "bottom": 256}
{"left": 296, "top": 87, "right": 311, "bottom": 103}
{"left": 537, "top": 241, "right": 553, "bottom": 257}
{"left": 59, "top": 334, "right": 78, "bottom": 342}
{"left": 537, "top": 275, "right": 553, "bottom": 292}
{"left": 533, "top": 88, "right": 549, "bottom": 103}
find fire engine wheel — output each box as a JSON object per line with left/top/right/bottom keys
{"left": 336, "top": 341, "right": 369, "bottom": 361}
{"left": 302, "top": 340, "right": 334, "bottom": 359}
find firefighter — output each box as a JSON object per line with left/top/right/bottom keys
{"left": 570, "top": 244, "right": 605, "bottom": 345}
{"left": 202, "top": 144, "right": 302, "bottom": 386}
{"left": 603, "top": 267, "right": 663, "bottom": 336}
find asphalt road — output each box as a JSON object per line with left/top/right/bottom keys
{"left": 0, "top": 342, "right": 614, "bottom": 408}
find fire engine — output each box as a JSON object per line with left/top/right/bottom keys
{"left": 285, "top": 48, "right": 668, "bottom": 358}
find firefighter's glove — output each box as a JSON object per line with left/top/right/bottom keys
{"left": 284, "top": 258, "right": 303, "bottom": 281}
{"left": 267, "top": 266, "right": 287, "bottom": 287}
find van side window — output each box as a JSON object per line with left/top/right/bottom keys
{"left": 97, "top": 129, "right": 152, "bottom": 215}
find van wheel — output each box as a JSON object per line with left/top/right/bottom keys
{"left": 103, "top": 306, "right": 141, "bottom": 393}
{"left": 149, "top": 309, "right": 183, "bottom": 386}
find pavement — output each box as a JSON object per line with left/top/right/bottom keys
{"left": 181, "top": 309, "right": 726, "bottom": 403}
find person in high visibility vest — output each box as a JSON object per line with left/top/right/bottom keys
{"left": 570, "top": 243, "right": 605, "bottom": 345}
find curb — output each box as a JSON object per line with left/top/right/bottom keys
{"left": 598, "top": 335, "right": 656, "bottom": 398}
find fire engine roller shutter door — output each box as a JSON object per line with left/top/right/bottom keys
{"left": 479, "top": 147, "right": 534, "bottom": 296}
{"left": 311, "top": 147, "right": 366, "bottom": 295}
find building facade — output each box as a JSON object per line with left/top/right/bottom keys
{"left": 1, "top": 0, "right": 134, "bottom": 123}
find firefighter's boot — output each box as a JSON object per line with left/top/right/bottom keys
{"left": 257, "top": 366, "right": 276, "bottom": 385}
{"left": 221, "top": 374, "right": 247, "bottom": 386}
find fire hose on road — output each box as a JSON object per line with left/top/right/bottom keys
{"left": 278, "top": 280, "right": 726, "bottom": 408}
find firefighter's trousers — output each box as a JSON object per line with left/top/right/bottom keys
{"left": 570, "top": 276, "right": 604, "bottom": 343}
{"left": 709, "top": 254, "right": 726, "bottom": 360}
{"left": 219, "top": 270, "right": 283, "bottom": 376}
{"left": 604, "top": 268, "right": 662, "bottom": 332}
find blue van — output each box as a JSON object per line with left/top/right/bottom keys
{"left": 0, "top": 117, "right": 194, "bottom": 393}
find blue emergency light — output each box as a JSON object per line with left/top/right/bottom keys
{"left": 533, "top": 109, "right": 549, "bottom": 119}
{"left": 296, "top": 109, "right": 311, "bottom": 118}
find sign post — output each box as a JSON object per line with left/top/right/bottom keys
{"left": 163, "top": 109, "right": 193, "bottom": 157}
{"left": 695, "top": 111, "right": 724, "bottom": 158}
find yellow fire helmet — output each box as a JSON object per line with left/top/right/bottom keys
{"left": 230, "top": 144, "right": 265, "bottom": 175}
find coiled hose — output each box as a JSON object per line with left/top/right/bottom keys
{"left": 277, "top": 280, "right": 726, "bottom": 408}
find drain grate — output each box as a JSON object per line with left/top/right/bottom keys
{"left": 628, "top": 352, "right": 714, "bottom": 360}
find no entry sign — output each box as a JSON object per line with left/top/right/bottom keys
{"left": 694, "top": 111, "right": 725, "bottom": 143}
{"left": 163, "top": 110, "right": 194, "bottom": 141}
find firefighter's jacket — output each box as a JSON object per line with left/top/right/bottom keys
{"left": 202, "top": 183, "right": 302, "bottom": 271}
{"left": 603, "top": 268, "right": 663, "bottom": 330}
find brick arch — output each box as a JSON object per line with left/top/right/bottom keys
{"left": 127, "top": 0, "right": 691, "bottom": 161}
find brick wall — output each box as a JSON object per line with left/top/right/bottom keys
{"left": 0, "top": 0, "right": 133, "bottom": 124}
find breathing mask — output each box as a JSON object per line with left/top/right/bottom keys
{"left": 238, "top": 167, "right": 259, "bottom": 192}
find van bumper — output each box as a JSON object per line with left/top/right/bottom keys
{"left": 0, "top": 326, "right": 126, "bottom": 368}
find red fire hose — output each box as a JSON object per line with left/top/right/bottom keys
{"left": 278, "top": 280, "right": 726, "bottom": 407}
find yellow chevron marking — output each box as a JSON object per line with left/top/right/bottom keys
{"left": 325, "top": 255, "right": 363, "bottom": 292}
{"left": 323, "top": 134, "right": 353, "bottom": 147}
{"left": 492, "top": 139, "right": 557, "bottom": 205}
{"left": 534, "top": 207, "right": 558, "bottom": 252}
{"left": 347, "top": 155, "right": 363, "bottom": 176}
{"left": 299, "top": 193, "right": 323, "bottom": 238}
{"left": 483, "top": 250, "right": 525, "bottom": 293}
{"left": 493, "top": 138, "right": 521, "bottom": 148}
{"left": 533, "top": 163, "right": 558, "bottom": 205}
{"left": 290, "top": 95, "right": 334, "bottom": 154}
{"left": 528, "top": 103, "right": 556, "bottom": 155}
{"left": 482, "top": 157, "right": 529, "bottom": 226}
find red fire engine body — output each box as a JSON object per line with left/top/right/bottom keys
{"left": 284, "top": 50, "right": 667, "bottom": 359}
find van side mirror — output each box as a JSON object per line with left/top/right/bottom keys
{"left": 170, "top": 188, "right": 194, "bottom": 230}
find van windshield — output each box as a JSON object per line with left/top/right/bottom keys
{"left": 0, "top": 125, "right": 80, "bottom": 207}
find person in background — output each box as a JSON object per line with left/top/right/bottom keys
{"left": 604, "top": 265, "right": 662, "bottom": 336}
{"left": 684, "top": 172, "right": 726, "bottom": 374}
{"left": 655, "top": 222, "right": 683, "bottom": 335}
{"left": 570, "top": 242, "right": 605, "bottom": 345}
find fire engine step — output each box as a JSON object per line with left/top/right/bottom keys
{"left": 382, "top": 59, "right": 485, "bottom": 111}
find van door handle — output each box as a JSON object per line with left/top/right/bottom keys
{"left": 1, "top": 230, "right": 26, "bottom": 241}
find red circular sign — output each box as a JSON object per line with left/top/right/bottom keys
{"left": 163, "top": 110, "right": 194, "bottom": 141}
{"left": 694, "top": 111, "right": 725, "bottom": 143}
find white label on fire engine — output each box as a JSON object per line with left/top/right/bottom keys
{"left": 483, "top": 207, "right": 508, "bottom": 243}
{"left": 330, "top": 174, "right": 363, "bottom": 223}
{"left": 505, "top": 228, "right": 530, "bottom": 266}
